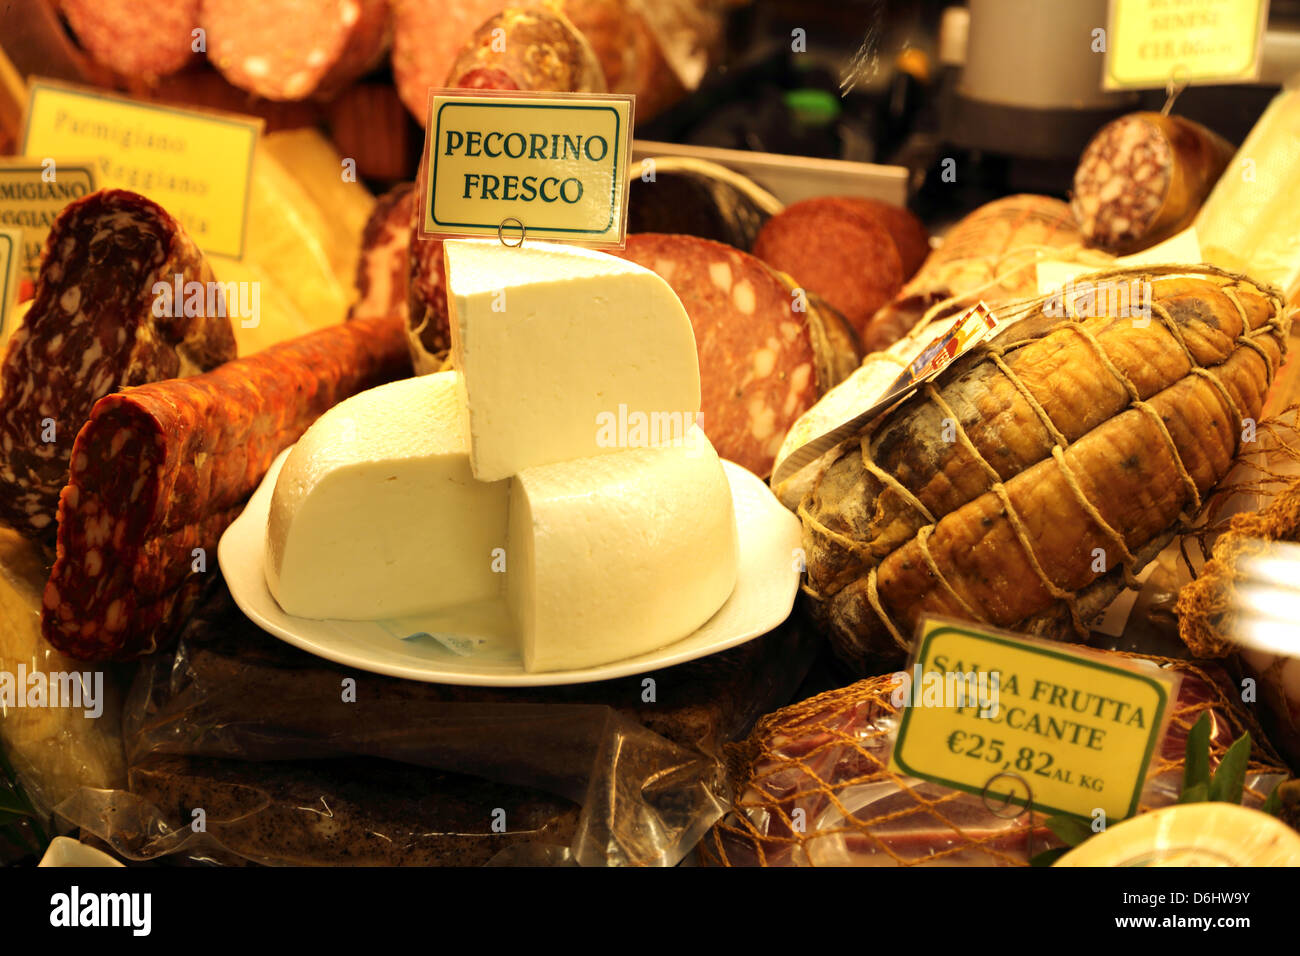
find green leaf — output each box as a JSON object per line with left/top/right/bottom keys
{"left": 1209, "top": 732, "right": 1250, "bottom": 805}
{"left": 1180, "top": 781, "right": 1210, "bottom": 804}
{"left": 1182, "top": 713, "right": 1212, "bottom": 798}
{"left": 1262, "top": 781, "right": 1283, "bottom": 817}
{"left": 1030, "top": 847, "right": 1071, "bottom": 867}
{"left": 1045, "top": 814, "right": 1094, "bottom": 847}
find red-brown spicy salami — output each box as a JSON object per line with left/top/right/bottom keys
{"left": 612, "top": 234, "right": 827, "bottom": 478}
{"left": 42, "top": 316, "right": 411, "bottom": 662}
{"left": 1071, "top": 112, "right": 1233, "bottom": 255}
{"left": 753, "top": 199, "right": 906, "bottom": 341}
{"left": 350, "top": 183, "right": 415, "bottom": 322}
{"left": 202, "top": 0, "right": 391, "bottom": 100}
{"left": 60, "top": 0, "right": 201, "bottom": 79}
{"left": 0, "top": 190, "right": 236, "bottom": 538}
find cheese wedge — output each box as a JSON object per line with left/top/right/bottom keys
{"left": 266, "top": 371, "right": 510, "bottom": 620}
{"left": 508, "top": 426, "right": 738, "bottom": 672}
{"left": 444, "top": 239, "right": 702, "bottom": 481}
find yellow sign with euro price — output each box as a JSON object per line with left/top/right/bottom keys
{"left": 21, "top": 80, "right": 262, "bottom": 259}
{"left": 1105, "top": 0, "right": 1268, "bottom": 89}
{"left": 0, "top": 228, "right": 20, "bottom": 347}
{"left": 888, "top": 618, "right": 1178, "bottom": 821}
{"left": 421, "top": 90, "right": 633, "bottom": 246}
{"left": 0, "top": 157, "right": 97, "bottom": 280}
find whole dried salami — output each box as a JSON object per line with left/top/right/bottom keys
{"left": 0, "top": 189, "right": 236, "bottom": 537}
{"left": 42, "top": 316, "right": 411, "bottom": 661}
{"left": 1071, "top": 113, "right": 1233, "bottom": 255}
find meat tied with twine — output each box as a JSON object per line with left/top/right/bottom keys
{"left": 862, "top": 194, "right": 1092, "bottom": 352}
{"left": 800, "top": 265, "right": 1291, "bottom": 673}
{"left": 1175, "top": 423, "right": 1300, "bottom": 764}
{"left": 701, "top": 657, "right": 1287, "bottom": 867}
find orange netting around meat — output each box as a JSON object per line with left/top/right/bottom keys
{"left": 701, "top": 657, "right": 1286, "bottom": 867}
{"left": 1178, "top": 406, "right": 1300, "bottom": 658}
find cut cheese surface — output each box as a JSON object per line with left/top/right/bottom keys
{"left": 507, "top": 426, "right": 739, "bottom": 672}
{"left": 266, "top": 371, "right": 509, "bottom": 620}
{"left": 444, "top": 238, "right": 702, "bottom": 481}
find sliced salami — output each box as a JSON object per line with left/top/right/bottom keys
{"left": 1071, "top": 112, "right": 1234, "bottom": 255}
{"left": 753, "top": 199, "right": 905, "bottom": 340}
{"left": 407, "top": 230, "right": 449, "bottom": 374}
{"left": 202, "top": 0, "right": 391, "bottom": 101}
{"left": 60, "top": 0, "right": 201, "bottom": 80}
{"left": 42, "top": 316, "right": 411, "bottom": 662}
{"left": 350, "top": 183, "right": 416, "bottom": 322}
{"left": 829, "top": 196, "right": 931, "bottom": 279}
{"left": 612, "top": 234, "right": 823, "bottom": 478}
{"left": 0, "top": 189, "right": 236, "bottom": 538}
{"left": 445, "top": 7, "right": 606, "bottom": 92}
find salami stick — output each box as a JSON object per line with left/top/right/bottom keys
{"left": 1071, "top": 112, "right": 1234, "bottom": 255}
{"left": 0, "top": 190, "right": 236, "bottom": 537}
{"left": 42, "top": 316, "right": 411, "bottom": 661}
{"left": 60, "top": 0, "right": 201, "bottom": 79}
{"left": 202, "top": 0, "right": 391, "bottom": 100}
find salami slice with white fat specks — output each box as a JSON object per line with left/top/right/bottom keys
{"left": 202, "top": 0, "right": 390, "bottom": 100}
{"left": 1071, "top": 112, "right": 1233, "bottom": 255}
{"left": 612, "top": 234, "right": 822, "bottom": 478}
{"left": 0, "top": 189, "right": 236, "bottom": 538}
{"left": 350, "top": 183, "right": 415, "bottom": 322}
{"left": 60, "top": 0, "right": 201, "bottom": 79}
{"left": 42, "top": 315, "right": 411, "bottom": 662}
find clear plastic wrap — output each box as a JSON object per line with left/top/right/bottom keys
{"left": 0, "top": 529, "right": 126, "bottom": 826}
{"left": 704, "top": 656, "right": 1287, "bottom": 866}
{"left": 56, "top": 584, "right": 818, "bottom": 867}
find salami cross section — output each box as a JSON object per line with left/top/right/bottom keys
{"left": 0, "top": 189, "right": 236, "bottom": 537}
{"left": 42, "top": 316, "right": 411, "bottom": 661}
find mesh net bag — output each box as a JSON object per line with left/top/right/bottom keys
{"left": 702, "top": 656, "right": 1286, "bottom": 867}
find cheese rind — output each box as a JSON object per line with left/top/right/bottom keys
{"left": 508, "top": 426, "right": 739, "bottom": 672}
{"left": 266, "top": 371, "right": 509, "bottom": 620}
{"left": 445, "top": 238, "right": 702, "bottom": 481}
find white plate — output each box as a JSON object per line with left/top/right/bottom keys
{"left": 218, "top": 449, "right": 802, "bottom": 686}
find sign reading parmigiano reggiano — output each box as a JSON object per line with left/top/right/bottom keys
{"left": 420, "top": 91, "right": 633, "bottom": 246}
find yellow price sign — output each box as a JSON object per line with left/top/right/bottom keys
{"left": 0, "top": 227, "right": 20, "bottom": 345}
{"left": 888, "top": 617, "right": 1178, "bottom": 821}
{"left": 22, "top": 80, "right": 261, "bottom": 259}
{"left": 1105, "top": 0, "right": 1268, "bottom": 89}
{"left": 0, "top": 157, "right": 97, "bottom": 280}
{"left": 420, "top": 90, "right": 633, "bottom": 246}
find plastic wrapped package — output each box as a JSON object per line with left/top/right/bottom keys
{"left": 0, "top": 528, "right": 125, "bottom": 822}
{"left": 703, "top": 656, "right": 1287, "bottom": 867}
{"left": 56, "top": 584, "right": 819, "bottom": 866}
